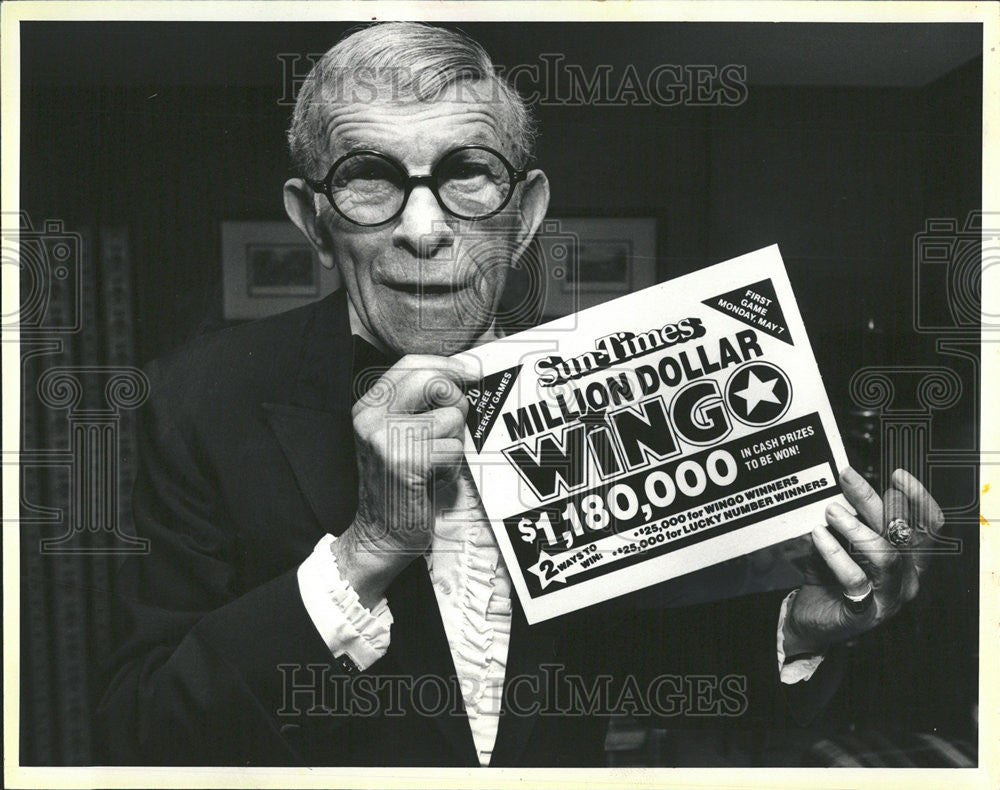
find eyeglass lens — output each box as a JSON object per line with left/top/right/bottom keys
{"left": 329, "top": 148, "right": 514, "bottom": 224}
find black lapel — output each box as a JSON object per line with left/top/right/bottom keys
{"left": 261, "top": 290, "right": 477, "bottom": 764}
{"left": 261, "top": 290, "right": 358, "bottom": 535}
{"left": 489, "top": 598, "right": 561, "bottom": 766}
{"left": 262, "top": 403, "right": 357, "bottom": 535}
{"left": 383, "top": 558, "right": 480, "bottom": 766}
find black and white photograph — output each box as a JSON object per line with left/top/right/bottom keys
{"left": 2, "top": 2, "right": 996, "bottom": 787}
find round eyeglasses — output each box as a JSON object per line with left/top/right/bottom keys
{"left": 305, "top": 145, "right": 527, "bottom": 227}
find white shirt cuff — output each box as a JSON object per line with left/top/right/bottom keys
{"left": 297, "top": 533, "right": 393, "bottom": 671}
{"left": 776, "top": 588, "right": 826, "bottom": 684}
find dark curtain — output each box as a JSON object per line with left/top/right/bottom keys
{"left": 19, "top": 222, "right": 143, "bottom": 764}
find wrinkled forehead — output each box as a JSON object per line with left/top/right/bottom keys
{"left": 316, "top": 79, "right": 517, "bottom": 166}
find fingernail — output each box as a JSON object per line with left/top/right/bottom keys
{"left": 826, "top": 502, "right": 848, "bottom": 520}
{"left": 841, "top": 467, "right": 862, "bottom": 485}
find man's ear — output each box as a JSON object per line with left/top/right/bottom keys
{"left": 283, "top": 178, "right": 337, "bottom": 270}
{"left": 511, "top": 168, "right": 551, "bottom": 263}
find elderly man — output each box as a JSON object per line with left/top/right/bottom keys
{"left": 100, "top": 22, "right": 941, "bottom": 767}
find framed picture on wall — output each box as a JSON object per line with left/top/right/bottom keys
{"left": 221, "top": 221, "right": 340, "bottom": 320}
{"left": 534, "top": 216, "right": 657, "bottom": 319}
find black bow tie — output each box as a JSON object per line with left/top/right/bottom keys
{"left": 350, "top": 335, "right": 400, "bottom": 403}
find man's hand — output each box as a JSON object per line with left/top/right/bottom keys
{"left": 781, "top": 466, "right": 943, "bottom": 657}
{"left": 332, "top": 354, "right": 477, "bottom": 608}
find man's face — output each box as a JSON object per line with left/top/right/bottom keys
{"left": 298, "top": 80, "right": 547, "bottom": 356}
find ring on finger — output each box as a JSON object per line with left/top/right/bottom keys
{"left": 842, "top": 581, "right": 875, "bottom": 614}
{"left": 886, "top": 517, "right": 913, "bottom": 548}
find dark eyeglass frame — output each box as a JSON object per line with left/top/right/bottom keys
{"left": 305, "top": 144, "right": 528, "bottom": 227}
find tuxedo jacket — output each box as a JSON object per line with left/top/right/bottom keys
{"left": 98, "top": 289, "right": 844, "bottom": 767}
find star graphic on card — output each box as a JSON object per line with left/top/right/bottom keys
{"left": 732, "top": 370, "right": 782, "bottom": 414}
{"left": 725, "top": 361, "right": 792, "bottom": 426}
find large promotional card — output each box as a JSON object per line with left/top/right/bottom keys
{"left": 458, "top": 245, "right": 851, "bottom": 624}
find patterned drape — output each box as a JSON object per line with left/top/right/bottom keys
{"left": 19, "top": 219, "right": 143, "bottom": 764}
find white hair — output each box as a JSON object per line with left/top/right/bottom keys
{"left": 287, "top": 22, "right": 537, "bottom": 178}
